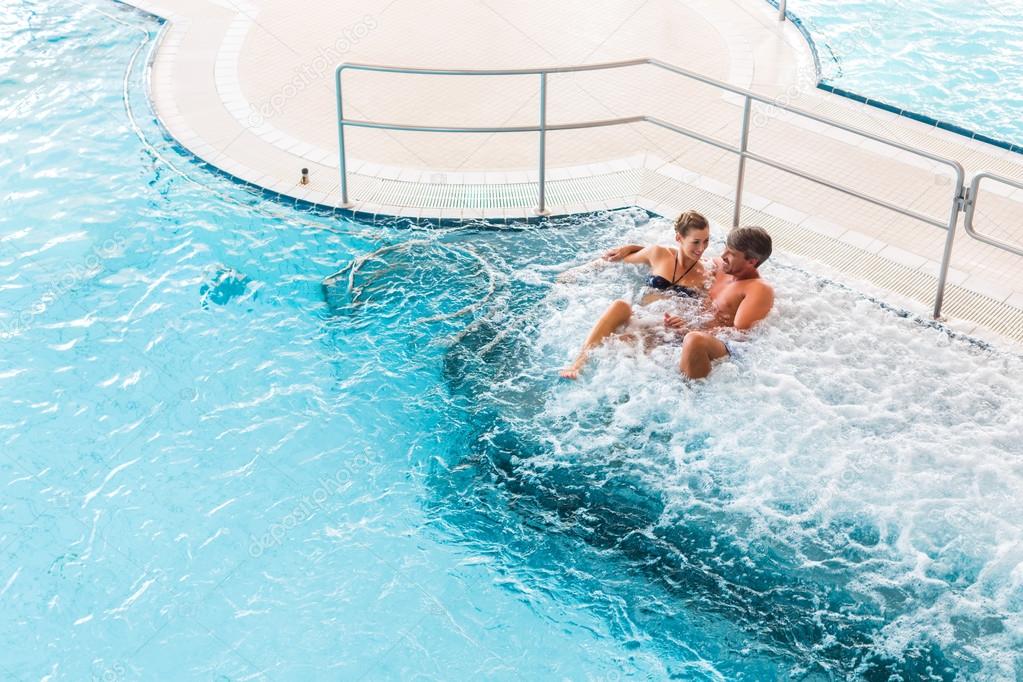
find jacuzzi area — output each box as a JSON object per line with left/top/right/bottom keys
{"left": 2, "top": 0, "right": 1023, "bottom": 679}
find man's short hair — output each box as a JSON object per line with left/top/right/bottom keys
{"left": 727, "top": 226, "right": 772, "bottom": 267}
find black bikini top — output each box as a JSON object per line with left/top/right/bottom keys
{"left": 647, "top": 252, "right": 700, "bottom": 297}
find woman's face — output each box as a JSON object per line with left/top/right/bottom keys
{"left": 676, "top": 227, "right": 710, "bottom": 261}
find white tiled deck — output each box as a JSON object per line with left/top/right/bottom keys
{"left": 124, "top": 0, "right": 1023, "bottom": 345}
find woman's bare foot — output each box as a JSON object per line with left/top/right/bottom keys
{"left": 559, "top": 299, "right": 633, "bottom": 380}
{"left": 559, "top": 353, "right": 588, "bottom": 379}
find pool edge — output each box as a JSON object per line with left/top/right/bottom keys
{"left": 765, "top": 0, "right": 1023, "bottom": 157}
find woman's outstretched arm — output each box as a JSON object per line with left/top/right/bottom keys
{"left": 603, "top": 244, "right": 657, "bottom": 264}
{"left": 558, "top": 244, "right": 657, "bottom": 283}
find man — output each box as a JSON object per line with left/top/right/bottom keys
{"left": 665, "top": 225, "right": 774, "bottom": 379}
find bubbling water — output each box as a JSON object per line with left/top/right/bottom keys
{"left": 441, "top": 210, "right": 1023, "bottom": 678}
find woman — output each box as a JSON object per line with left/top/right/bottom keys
{"left": 559, "top": 211, "right": 711, "bottom": 379}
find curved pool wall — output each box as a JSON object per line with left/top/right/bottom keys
{"left": 120, "top": 10, "right": 486, "bottom": 229}
{"left": 768, "top": 0, "right": 1023, "bottom": 155}
{"left": 117, "top": 0, "right": 553, "bottom": 229}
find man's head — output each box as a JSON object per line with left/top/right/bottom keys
{"left": 721, "top": 226, "right": 772, "bottom": 275}
{"left": 673, "top": 211, "right": 710, "bottom": 260}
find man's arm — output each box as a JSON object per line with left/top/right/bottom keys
{"left": 732, "top": 283, "right": 774, "bottom": 330}
{"left": 604, "top": 244, "right": 657, "bottom": 265}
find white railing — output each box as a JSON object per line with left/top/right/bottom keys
{"left": 964, "top": 172, "right": 1023, "bottom": 258}
{"left": 335, "top": 57, "right": 977, "bottom": 316}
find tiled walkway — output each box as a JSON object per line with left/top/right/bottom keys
{"left": 124, "top": 0, "right": 1023, "bottom": 345}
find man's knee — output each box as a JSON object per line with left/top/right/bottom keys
{"left": 682, "top": 331, "right": 711, "bottom": 353}
{"left": 679, "top": 332, "right": 712, "bottom": 378}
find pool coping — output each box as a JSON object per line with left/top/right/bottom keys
{"left": 124, "top": 0, "right": 1023, "bottom": 218}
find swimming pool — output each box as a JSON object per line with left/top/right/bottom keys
{"left": 2, "top": 1, "right": 1023, "bottom": 679}
{"left": 783, "top": 0, "right": 1023, "bottom": 150}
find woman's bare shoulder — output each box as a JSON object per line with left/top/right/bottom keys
{"left": 647, "top": 244, "right": 674, "bottom": 259}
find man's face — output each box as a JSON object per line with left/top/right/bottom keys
{"left": 720, "top": 246, "right": 756, "bottom": 275}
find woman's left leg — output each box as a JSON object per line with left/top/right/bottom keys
{"left": 560, "top": 299, "right": 633, "bottom": 379}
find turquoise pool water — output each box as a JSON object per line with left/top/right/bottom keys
{"left": 3, "top": 1, "right": 1023, "bottom": 680}
{"left": 786, "top": 0, "right": 1023, "bottom": 148}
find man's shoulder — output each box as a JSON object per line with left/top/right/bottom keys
{"left": 726, "top": 277, "right": 773, "bottom": 308}
{"left": 740, "top": 277, "right": 773, "bottom": 293}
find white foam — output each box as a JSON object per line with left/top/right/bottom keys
{"left": 517, "top": 214, "right": 1023, "bottom": 676}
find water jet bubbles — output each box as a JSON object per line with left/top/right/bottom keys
{"left": 484, "top": 232, "right": 1023, "bottom": 674}
{"left": 198, "top": 266, "right": 252, "bottom": 308}
{"left": 326, "top": 239, "right": 494, "bottom": 346}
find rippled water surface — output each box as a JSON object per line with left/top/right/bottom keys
{"left": 787, "top": 0, "right": 1023, "bottom": 146}
{"left": 3, "top": 1, "right": 1023, "bottom": 680}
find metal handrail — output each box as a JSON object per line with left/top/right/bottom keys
{"left": 963, "top": 173, "right": 1023, "bottom": 258}
{"left": 334, "top": 57, "right": 967, "bottom": 317}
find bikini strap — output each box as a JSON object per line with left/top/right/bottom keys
{"left": 671, "top": 250, "right": 698, "bottom": 285}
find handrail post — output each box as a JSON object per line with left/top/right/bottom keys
{"left": 335, "top": 66, "right": 353, "bottom": 208}
{"left": 536, "top": 72, "right": 549, "bottom": 216}
{"left": 732, "top": 96, "right": 752, "bottom": 228}
{"left": 932, "top": 171, "right": 965, "bottom": 318}
{"left": 778, "top": 0, "right": 787, "bottom": 21}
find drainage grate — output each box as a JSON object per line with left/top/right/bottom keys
{"left": 348, "top": 170, "right": 643, "bottom": 210}
{"left": 341, "top": 165, "right": 1023, "bottom": 345}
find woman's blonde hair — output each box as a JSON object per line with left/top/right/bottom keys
{"left": 674, "top": 211, "right": 709, "bottom": 236}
